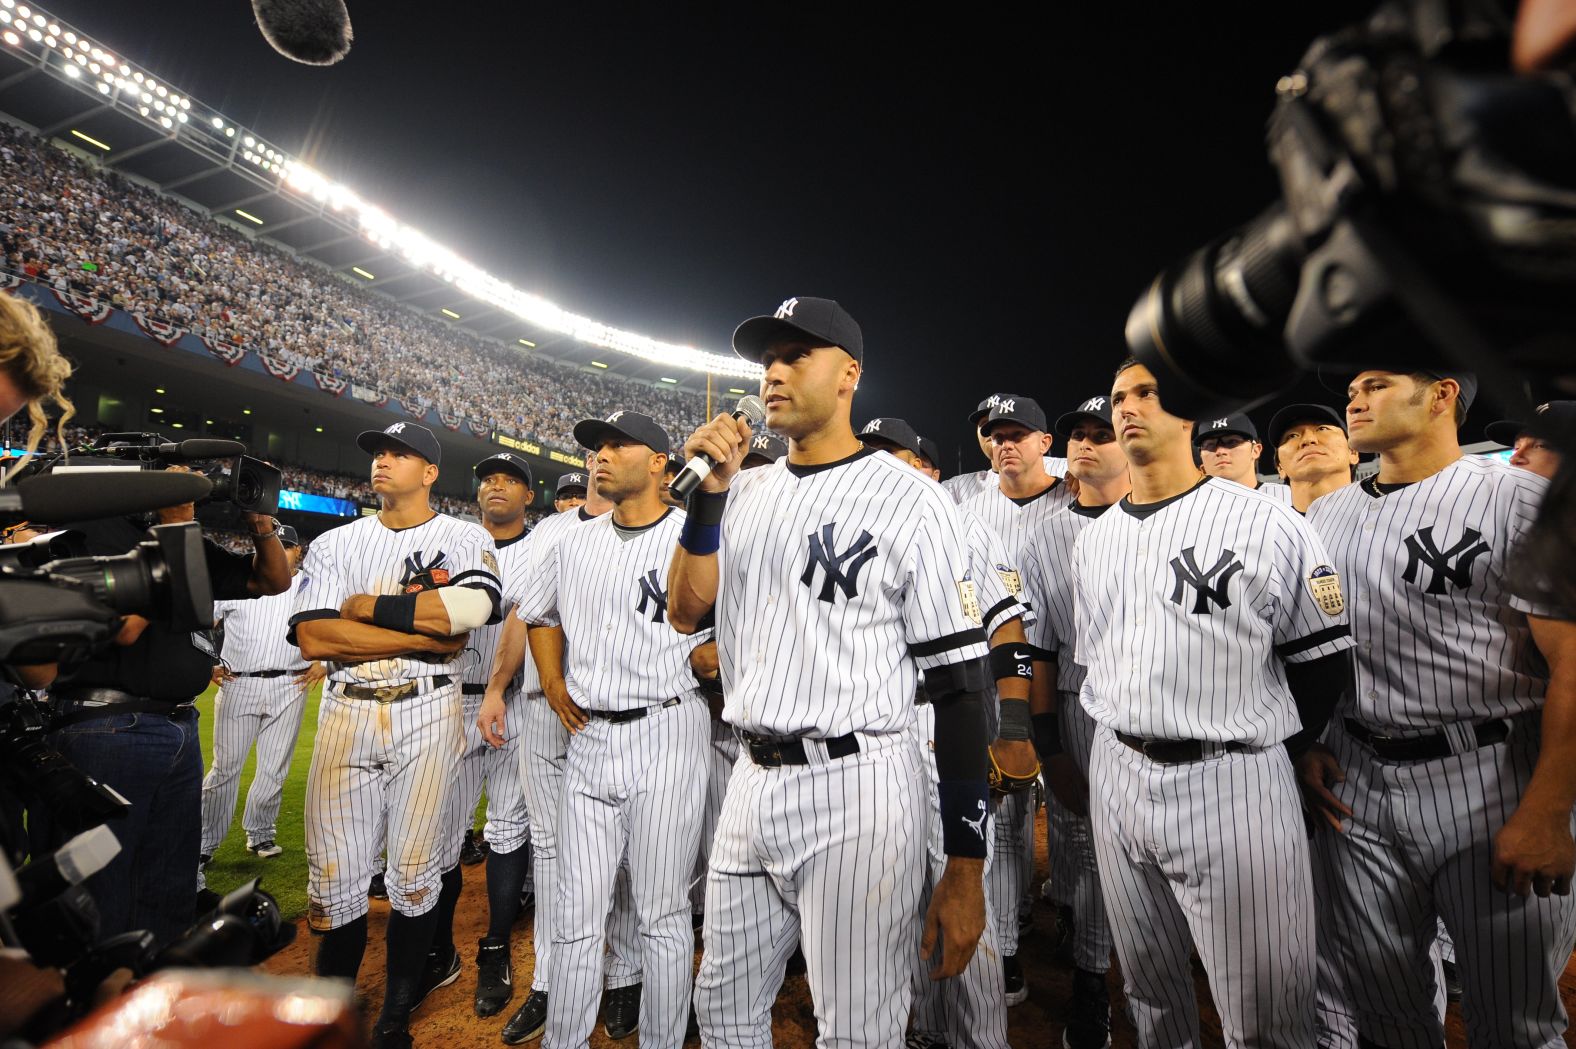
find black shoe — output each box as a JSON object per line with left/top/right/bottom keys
{"left": 413, "top": 944, "right": 461, "bottom": 1012}
{"left": 194, "top": 888, "right": 223, "bottom": 917}
{"left": 369, "top": 872, "right": 388, "bottom": 899}
{"left": 1004, "top": 954, "right": 1028, "bottom": 1007}
{"left": 1441, "top": 958, "right": 1462, "bottom": 1002}
{"left": 1063, "top": 967, "right": 1111, "bottom": 1049}
{"left": 461, "top": 829, "right": 487, "bottom": 866}
{"left": 370, "top": 1025, "right": 413, "bottom": 1049}
{"left": 474, "top": 937, "right": 513, "bottom": 1017}
{"left": 501, "top": 990, "right": 549, "bottom": 1044}
{"left": 602, "top": 983, "right": 641, "bottom": 1040}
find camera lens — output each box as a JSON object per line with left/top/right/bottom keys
{"left": 1125, "top": 202, "right": 1309, "bottom": 417}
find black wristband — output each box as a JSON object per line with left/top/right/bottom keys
{"left": 686, "top": 488, "right": 728, "bottom": 526}
{"left": 987, "top": 643, "right": 1033, "bottom": 686}
{"left": 1031, "top": 711, "right": 1063, "bottom": 759}
{"left": 372, "top": 593, "right": 419, "bottom": 635}
{"left": 937, "top": 780, "right": 990, "bottom": 858}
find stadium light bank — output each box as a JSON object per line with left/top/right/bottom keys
{"left": 0, "top": 0, "right": 763, "bottom": 382}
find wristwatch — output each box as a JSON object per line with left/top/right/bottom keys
{"left": 252, "top": 516, "right": 281, "bottom": 540}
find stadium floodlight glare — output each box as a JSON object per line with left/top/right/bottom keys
{"left": 440, "top": 308, "right": 461, "bottom": 320}
{"left": 660, "top": 377, "right": 678, "bottom": 384}
{"left": 235, "top": 209, "right": 265, "bottom": 225}
{"left": 518, "top": 339, "right": 536, "bottom": 348}
{"left": 351, "top": 266, "right": 375, "bottom": 280}
{"left": 728, "top": 388, "right": 747, "bottom": 395}
{"left": 589, "top": 360, "right": 608, "bottom": 368}
{"left": 69, "top": 128, "right": 109, "bottom": 151}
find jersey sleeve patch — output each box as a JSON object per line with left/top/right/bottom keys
{"left": 994, "top": 564, "right": 1023, "bottom": 598}
{"left": 1307, "top": 564, "right": 1344, "bottom": 617}
{"left": 482, "top": 549, "right": 500, "bottom": 576}
{"left": 957, "top": 578, "right": 982, "bottom": 625}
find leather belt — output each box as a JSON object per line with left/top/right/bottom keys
{"left": 1343, "top": 717, "right": 1510, "bottom": 762}
{"left": 234, "top": 669, "right": 292, "bottom": 679}
{"left": 339, "top": 675, "right": 453, "bottom": 703}
{"left": 51, "top": 688, "right": 193, "bottom": 726}
{"left": 461, "top": 683, "right": 487, "bottom": 696}
{"left": 1116, "top": 731, "right": 1246, "bottom": 765}
{"left": 743, "top": 731, "right": 860, "bottom": 768}
{"left": 581, "top": 697, "right": 681, "bottom": 724}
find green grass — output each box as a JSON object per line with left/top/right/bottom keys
{"left": 195, "top": 683, "right": 490, "bottom": 921}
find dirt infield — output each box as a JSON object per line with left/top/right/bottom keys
{"left": 260, "top": 817, "right": 1523, "bottom": 1047}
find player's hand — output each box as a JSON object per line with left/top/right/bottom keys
{"left": 921, "top": 856, "right": 986, "bottom": 980}
{"left": 478, "top": 690, "right": 509, "bottom": 748}
{"left": 293, "top": 662, "right": 326, "bottom": 689}
{"left": 987, "top": 738, "right": 1040, "bottom": 797}
{"left": 1042, "top": 752, "right": 1090, "bottom": 817}
{"left": 544, "top": 679, "right": 589, "bottom": 734}
{"left": 1492, "top": 805, "right": 1575, "bottom": 897}
{"left": 210, "top": 664, "right": 231, "bottom": 686}
{"left": 683, "top": 412, "right": 752, "bottom": 493}
{"left": 340, "top": 594, "right": 376, "bottom": 622}
{"left": 1295, "top": 743, "right": 1352, "bottom": 833}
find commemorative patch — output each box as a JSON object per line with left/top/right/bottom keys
{"left": 957, "top": 578, "right": 982, "bottom": 624}
{"left": 1307, "top": 564, "right": 1344, "bottom": 616}
{"left": 482, "top": 549, "right": 500, "bottom": 576}
{"left": 994, "top": 563, "right": 1023, "bottom": 598}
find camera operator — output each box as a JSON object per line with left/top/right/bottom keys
{"left": 28, "top": 463, "right": 290, "bottom": 947}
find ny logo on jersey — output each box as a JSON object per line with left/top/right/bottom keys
{"left": 801, "top": 523, "right": 878, "bottom": 603}
{"left": 775, "top": 297, "right": 799, "bottom": 318}
{"left": 1079, "top": 396, "right": 1106, "bottom": 412}
{"left": 635, "top": 569, "right": 668, "bottom": 622}
{"left": 400, "top": 549, "right": 450, "bottom": 590}
{"left": 1168, "top": 546, "right": 1244, "bottom": 614}
{"left": 1402, "top": 526, "right": 1490, "bottom": 594}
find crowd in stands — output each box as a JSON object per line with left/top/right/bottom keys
{"left": 0, "top": 121, "right": 710, "bottom": 453}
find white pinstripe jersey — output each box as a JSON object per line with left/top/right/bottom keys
{"left": 958, "top": 475, "right": 1077, "bottom": 572}
{"left": 1306, "top": 456, "right": 1558, "bottom": 732}
{"left": 1019, "top": 502, "right": 1108, "bottom": 694}
{"left": 215, "top": 574, "right": 308, "bottom": 673}
{"left": 941, "top": 456, "right": 1068, "bottom": 505}
{"left": 507, "top": 505, "right": 605, "bottom": 695}
{"left": 954, "top": 503, "right": 1032, "bottom": 739}
{"left": 462, "top": 530, "right": 533, "bottom": 691}
{"left": 1073, "top": 478, "right": 1354, "bottom": 745}
{"left": 714, "top": 448, "right": 990, "bottom": 738}
{"left": 515, "top": 507, "right": 707, "bottom": 711}
{"left": 290, "top": 512, "right": 503, "bottom": 688}
{"left": 1257, "top": 481, "right": 1295, "bottom": 504}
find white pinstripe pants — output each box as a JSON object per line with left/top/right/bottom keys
{"left": 989, "top": 787, "right": 1034, "bottom": 956}
{"left": 1046, "top": 692, "right": 1113, "bottom": 973}
{"left": 199, "top": 674, "right": 308, "bottom": 855}
{"left": 305, "top": 683, "right": 463, "bottom": 930}
{"left": 692, "top": 716, "right": 741, "bottom": 914}
{"left": 695, "top": 732, "right": 928, "bottom": 1049}
{"left": 1090, "top": 723, "right": 1316, "bottom": 1049}
{"left": 1314, "top": 715, "right": 1576, "bottom": 1049}
{"left": 518, "top": 694, "right": 642, "bottom": 995}
{"left": 438, "top": 690, "right": 531, "bottom": 869}
{"left": 544, "top": 698, "right": 709, "bottom": 1049}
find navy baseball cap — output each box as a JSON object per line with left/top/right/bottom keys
{"left": 1194, "top": 413, "right": 1259, "bottom": 445}
{"left": 979, "top": 396, "right": 1048, "bottom": 436}
{"left": 1485, "top": 400, "right": 1574, "bottom": 447}
{"left": 1333, "top": 366, "right": 1479, "bottom": 412}
{"left": 474, "top": 451, "right": 534, "bottom": 487}
{"left": 856, "top": 417, "right": 923, "bottom": 457}
{"left": 555, "top": 471, "right": 588, "bottom": 496}
{"left": 733, "top": 296, "right": 863, "bottom": 364}
{"left": 1267, "top": 404, "right": 1346, "bottom": 448}
{"left": 1054, "top": 395, "right": 1114, "bottom": 437}
{"left": 278, "top": 524, "right": 301, "bottom": 548}
{"left": 742, "top": 431, "right": 788, "bottom": 465}
{"left": 572, "top": 410, "right": 671, "bottom": 456}
{"left": 969, "top": 393, "right": 1031, "bottom": 428}
{"left": 663, "top": 452, "right": 684, "bottom": 476}
{"left": 916, "top": 435, "right": 942, "bottom": 468}
{"left": 357, "top": 421, "right": 442, "bottom": 466}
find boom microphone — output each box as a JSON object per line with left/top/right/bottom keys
{"left": 667, "top": 396, "right": 767, "bottom": 501}
{"left": 0, "top": 471, "right": 213, "bottom": 524}
{"left": 252, "top": 0, "right": 353, "bottom": 66}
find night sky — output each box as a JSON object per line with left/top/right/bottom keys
{"left": 43, "top": 0, "right": 1385, "bottom": 470}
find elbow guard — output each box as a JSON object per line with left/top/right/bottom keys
{"left": 439, "top": 585, "right": 496, "bottom": 632}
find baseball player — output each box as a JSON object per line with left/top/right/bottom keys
{"left": 514, "top": 409, "right": 709, "bottom": 1049}
{"left": 1266, "top": 404, "right": 1360, "bottom": 514}
{"left": 484, "top": 458, "right": 644, "bottom": 1044}
{"left": 1194, "top": 413, "right": 1294, "bottom": 503}
{"left": 672, "top": 296, "right": 996, "bottom": 1048}
{"left": 408, "top": 451, "right": 539, "bottom": 1019}
{"left": 1017, "top": 394, "right": 1130, "bottom": 1049}
{"left": 660, "top": 453, "right": 686, "bottom": 509}
{"left": 1073, "top": 361, "right": 1355, "bottom": 1048}
{"left": 957, "top": 394, "right": 1075, "bottom": 1005}
{"left": 289, "top": 421, "right": 504, "bottom": 1049}
{"left": 200, "top": 525, "right": 321, "bottom": 868}
{"left": 915, "top": 434, "right": 944, "bottom": 478}
{"left": 859, "top": 415, "right": 1036, "bottom": 1049}
{"left": 940, "top": 392, "right": 1068, "bottom": 504}
{"left": 1302, "top": 369, "right": 1576, "bottom": 1048}
{"left": 1484, "top": 399, "right": 1572, "bottom": 480}
{"left": 740, "top": 429, "right": 787, "bottom": 469}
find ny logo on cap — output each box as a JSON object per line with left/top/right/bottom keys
{"left": 1536, "top": 402, "right": 1551, "bottom": 414}
{"left": 607, "top": 410, "right": 626, "bottom": 423}
{"left": 387, "top": 422, "right": 408, "bottom": 435}
{"left": 567, "top": 473, "right": 585, "bottom": 484}
{"left": 985, "top": 394, "right": 1003, "bottom": 410}
{"left": 1081, "top": 397, "right": 1106, "bottom": 411}
{"left": 863, "top": 420, "right": 882, "bottom": 433}
{"left": 775, "top": 297, "right": 799, "bottom": 319}
{"left": 752, "top": 435, "right": 772, "bottom": 450}
{"left": 997, "top": 399, "right": 1016, "bottom": 414}
{"left": 1212, "top": 418, "right": 1230, "bottom": 430}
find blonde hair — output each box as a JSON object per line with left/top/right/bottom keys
{"left": 0, "top": 294, "right": 75, "bottom": 482}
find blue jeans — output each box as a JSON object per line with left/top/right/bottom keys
{"left": 39, "top": 704, "right": 203, "bottom": 947}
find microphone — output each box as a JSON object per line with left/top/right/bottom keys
{"left": 252, "top": 0, "right": 353, "bottom": 65}
{"left": 0, "top": 470, "right": 214, "bottom": 524}
{"left": 13, "top": 826, "right": 120, "bottom": 908}
{"left": 668, "top": 396, "right": 767, "bottom": 501}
